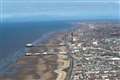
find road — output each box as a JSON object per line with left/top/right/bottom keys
{"left": 66, "top": 53, "right": 75, "bottom": 80}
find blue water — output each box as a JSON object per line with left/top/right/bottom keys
{"left": 0, "top": 20, "right": 73, "bottom": 73}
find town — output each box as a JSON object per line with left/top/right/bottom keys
{"left": 1, "top": 22, "right": 119, "bottom": 80}
{"left": 25, "top": 22, "right": 120, "bottom": 80}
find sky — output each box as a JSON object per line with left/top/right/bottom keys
{"left": 0, "top": 0, "right": 120, "bottom": 22}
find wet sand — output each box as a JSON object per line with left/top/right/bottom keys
{"left": 0, "top": 30, "right": 71, "bottom": 80}
{"left": 0, "top": 34, "right": 60, "bottom": 80}
{"left": 0, "top": 54, "right": 58, "bottom": 80}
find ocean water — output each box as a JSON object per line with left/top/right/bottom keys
{"left": 0, "top": 20, "right": 72, "bottom": 73}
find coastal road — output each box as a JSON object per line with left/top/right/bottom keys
{"left": 66, "top": 53, "right": 74, "bottom": 80}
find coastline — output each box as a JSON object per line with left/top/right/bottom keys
{"left": 0, "top": 23, "right": 74, "bottom": 80}
{"left": 0, "top": 21, "right": 73, "bottom": 75}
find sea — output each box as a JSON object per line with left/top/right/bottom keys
{"left": 0, "top": 20, "right": 73, "bottom": 74}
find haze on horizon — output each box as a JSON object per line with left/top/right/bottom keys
{"left": 0, "top": 0, "right": 120, "bottom": 22}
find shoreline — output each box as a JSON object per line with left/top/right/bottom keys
{"left": 0, "top": 23, "right": 74, "bottom": 80}
{"left": 0, "top": 22, "right": 74, "bottom": 75}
